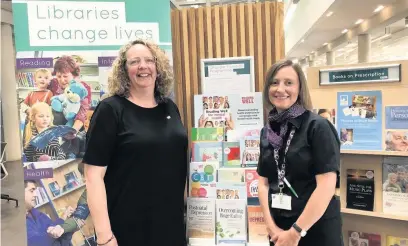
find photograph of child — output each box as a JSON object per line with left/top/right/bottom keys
{"left": 198, "top": 95, "right": 234, "bottom": 131}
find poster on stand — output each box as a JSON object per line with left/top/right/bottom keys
{"left": 12, "top": 0, "right": 173, "bottom": 245}
{"left": 201, "top": 56, "right": 255, "bottom": 94}
{"left": 193, "top": 93, "right": 263, "bottom": 137}
{"left": 337, "top": 90, "right": 383, "bottom": 151}
{"left": 385, "top": 106, "right": 408, "bottom": 152}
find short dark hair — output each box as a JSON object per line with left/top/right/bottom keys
{"left": 24, "top": 180, "right": 36, "bottom": 188}
{"left": 263, "top": 59, "right": 313, "bottom": 111}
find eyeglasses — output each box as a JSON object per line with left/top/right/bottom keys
{"left": 126, "top": 57, "right": 157, "bottom": 67}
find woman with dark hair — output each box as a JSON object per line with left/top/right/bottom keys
{"left": 257, "top": 59, "right": 342, "bottom": 246}
{"left": 82, "top": 39, "right": 187, "bottom": 246}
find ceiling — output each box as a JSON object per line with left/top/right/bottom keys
{"left": 286, "top": 0, "right": 404, "bottom": 59}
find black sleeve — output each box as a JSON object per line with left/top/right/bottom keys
{"left": 310, "top": 118, "right": 340, "bottom": 175}
{"left": 256, "top": 128, "right": 269, "bottom": 178}
{"left": 82, "top": 102, "right": 118, "bottom": 167}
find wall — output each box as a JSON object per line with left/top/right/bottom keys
{"left": 171, "top": 1, "right": 285, "bottom": 136}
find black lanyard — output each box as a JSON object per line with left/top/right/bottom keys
{"left": 273, "top": 128, "right": 296, "bottom": 192}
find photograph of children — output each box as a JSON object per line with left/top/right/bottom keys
{"left": 385, "top": 131, "right": 408, "bottom": 152}
{"left": 313, "top": 108, "right": 336, "bottom": 126}
{"left": 340, "top": 128, "right": 354, "bottom": 146}
{"left": 16, "top": 53, "right": 103, "bottom": 164}
{"left": 24, "top": 160, "right": 95, "bottom": 246}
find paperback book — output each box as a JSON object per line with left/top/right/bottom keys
{"left": 187, "top": 198, "right": 216, "bottom": 245}
{"left": 382, "top": 157, "right": 408, "bottom": 216}
{"left": 247, "top": 206, "right": 268, "bottom": 244}
{"left": 346, "top": 169, "right": 375, "bottom": 211}
{"left": 189, "top": 162, "right": 218, "bottom": 198}
{"left": 215, "top": 199, "right": 247, "bottom": 245}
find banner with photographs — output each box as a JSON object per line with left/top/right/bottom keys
{"left": 337, "top": 90, "right": 383, "bottom": 151}
{"left": 12, "top": 0, "right": 173, "bottom": 245}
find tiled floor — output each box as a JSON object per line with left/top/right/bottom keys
{"left": 1, "top": 160, "right": 27, "bottom": 246}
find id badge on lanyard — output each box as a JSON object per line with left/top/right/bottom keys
{"left": 271, "top": 128, "right": 298, "bottom": 210}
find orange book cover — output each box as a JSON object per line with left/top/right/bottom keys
{"left": 247, "top": 206, "right": 268, "bottom": 243}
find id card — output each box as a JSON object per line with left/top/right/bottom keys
{"left": 271, "top": 194, "right": 292, "bottom": 210}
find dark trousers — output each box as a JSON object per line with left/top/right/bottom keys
{"left": 270, "top": 215, "right": 344, "bottom": 246}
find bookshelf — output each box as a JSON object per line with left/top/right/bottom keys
{"left": 307, "top": 60, "right": 408, "bottom": 243}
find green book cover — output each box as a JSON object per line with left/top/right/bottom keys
{"left": 191, "top": 127, "right": 224, "bottom": 142}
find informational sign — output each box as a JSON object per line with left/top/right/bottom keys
{"left": 12, "top": 0, "right": 172, "bottom": 51}
{"left": 201, "top": 56, "right": 255, "bottom": 94}
{"left": 320, "top": 64, "right": 401, "bottom": 85}
{"left": 337, "top": 90, "right": 383, "bottom": 151}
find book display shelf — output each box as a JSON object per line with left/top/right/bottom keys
{"left": 307, "top": 60, "right": 408, "bottom": 245}
{"left": 25, "top": 159, "right": 95, "bottom": 246}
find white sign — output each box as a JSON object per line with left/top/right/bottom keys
{"left": 27, "top": 1, "right": 159, "bottom": 46}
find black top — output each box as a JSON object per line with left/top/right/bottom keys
{"left": 257, "top": 110, "right": 340, "bottom": 219}
{"left": 82, "top": 95, "right": 188, "bottom": 245}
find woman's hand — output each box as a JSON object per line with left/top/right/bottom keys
{"left": 267, "top": 225, "right": 283, "bottom": 244}
{"left": 274, "top": 228, "right": 301, "bottom": 246}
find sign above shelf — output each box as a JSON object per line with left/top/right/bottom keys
{"left": 319, "top": 64, "right": 401, "bottom": 85}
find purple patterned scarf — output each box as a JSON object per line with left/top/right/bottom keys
{"left": 266, "top": 102, "right": 306, "bottom": 149}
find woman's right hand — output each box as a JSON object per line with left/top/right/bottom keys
{"left": 267, "top": 225, "right": 284, "bottom": 244}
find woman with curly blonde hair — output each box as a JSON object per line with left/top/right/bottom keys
{"left": 82, "top": 39, "right": 188, "bottom": 246}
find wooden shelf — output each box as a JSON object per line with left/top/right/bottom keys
{"left": 35, "top": 200, "right": 49, "bottom": 208}
{"left": 341, "top": 208, "right": 408, "bottom": 222}
{"left": 51, "top": 183, "right": 85, "bottom": 201}
{"left": 341, "top": 149, "right": 408, "bottom": 157}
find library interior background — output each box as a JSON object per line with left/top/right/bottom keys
{"left": 1, "top": 0, "right": 408, "bottom": 245}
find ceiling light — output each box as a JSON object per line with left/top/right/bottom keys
{"left": 374, "top": 5, "right": 384, "bottom": 13}
{"left": 342, "top": 29, "right": 348, "bottom": 34}
{"left": 323, "top": 42, "right": 328, "bottom": 46}
{"left": 301, "top": 39, "right": 305, "bottom": 43}
{"left": 326, "top": 11, "right": 333, "bottom": 17}
{"left": 355, "top": 19, "right": 363, "bottom": 25}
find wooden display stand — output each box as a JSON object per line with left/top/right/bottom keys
{"left": 307, "top": 60, "right": 408, "bottom": 244}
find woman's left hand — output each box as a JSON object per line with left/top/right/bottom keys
{"left": 274, "top": 228, "right": 301, "bottom": 246}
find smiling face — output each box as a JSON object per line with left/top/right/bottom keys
{"left": 56, "top": 72, "right": 74, "bottom": 89}
{"left": 125, "top": 44, "right": 157, "bottom": 91}
{"left": 35, "top": 71, "right": 51, "bottom": 90}
{"left": 268, "top": 66, "right": 300, "bottom": 112}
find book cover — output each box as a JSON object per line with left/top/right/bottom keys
{"left": 216, "top": 183, "right": 247, "bottom": 200}
{"left": 382, "top": 157, "right": 408, "bottom": 215}
{"left": 226, "top": 127, "right": 261, "bottom": 143}
{"left": 245, "top": 169, "right": 259, "bottom": 198}
{"left": 189, "top": 162, "right": 218, "bottom": 198}
{"left": 248, "top": 206, "right": 268, "bottom": 243}
{"left": 191, "top": 142, "right": 223, "bottom": 167}
{"left": 386, "top": 236, "right": 408, "bottom": 246}
{"left": 222, "top": 142, "right": 241, "bottom": 167}
{"left": 191, "top": 127, "right": 225, "bottom": 142}
{"left": 218, "top": 168, "right": 245, "bottom": 183}
{"left": 240, "top": 136, "right": 260, "bottom": 168}
{"left": 186, "top": 198, "right": 216, "bottom": 245}
{"left": 348, "top": 231, "right": 381, "bottom": 246}
{"left": 215, "top": 199, "right": 247, "bottom": 245}
{"left": 346, "top": 169, "right": 375, "bottom": 211}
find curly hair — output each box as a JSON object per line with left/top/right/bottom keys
{"left": 108, "top": 39, "right": 174, "bottom": 103}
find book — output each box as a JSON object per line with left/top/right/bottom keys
{"left": 346, "top": 169, "right": 375, "bottom": 211}
{"left": 215, "top": 199, "right": 247, "bottom": 245}
{"left": 192, "top": 142, "right": 223, "bottom": 167}
{"left": 187, "top": 198, "right": 216, "bottom": 245}
{"left": 240, "top": 136, "right": 260, "bottom": 168}
{"left": 216, "top": 183, "right": 247, "bottom": 200}
{"left": 218, "top": 168, "right": 245, "bottom": 183}
{"left": 386, "top": 235, "right": 408, "bottom": 246}
{"left": 191, "top": 127, "right": 225, "bottom": 142}
{"left": 189, "top": 162, "right": 218, "bottom": 198}
{"left": 348, "top": 231, "right": 381, "bottom": 246}
{"left": 222, "top": 142, "right": 241, "bottom": 167}
{"left": 248, "top": 206, "right": 268, "bottom": 243}
{"left": 382, "top": 157, "right": 408, "bottom": 216}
